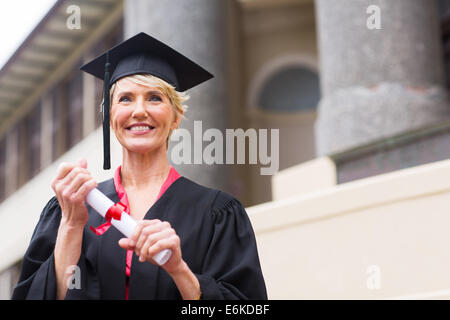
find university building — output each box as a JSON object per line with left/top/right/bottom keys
{"left": 1, "top": 0, "right": 450, "bottom": 299}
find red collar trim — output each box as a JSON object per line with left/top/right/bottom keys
{"left": 114, "top": 164, "right": 181, "bottom": 209}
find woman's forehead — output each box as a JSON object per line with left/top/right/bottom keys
{"left": 115, "top": 76, "right": 163, "bottom": 93}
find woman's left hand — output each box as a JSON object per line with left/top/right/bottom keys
{"left": 119, "top": 219, "right": 202, "bottom": 299}
{"left": 118, "top": 219, "right": 183, "bottom": 275}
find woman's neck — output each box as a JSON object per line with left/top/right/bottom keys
{"left": 120, "top": 147, "right": 171, "bottom": 189}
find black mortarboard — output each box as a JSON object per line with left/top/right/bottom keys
{"left": 80, "top": 32, "right": 214, "bottom": 169}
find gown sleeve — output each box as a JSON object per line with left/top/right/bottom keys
{"left": 11, "top": 197, "right": 100, "bottom": 300}
{"left": 195, "top": 194, "right": 268, "bottom": 300}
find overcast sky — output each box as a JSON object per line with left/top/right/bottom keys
{"left": 0, "top": 0, "right": 58, "bottom": 69}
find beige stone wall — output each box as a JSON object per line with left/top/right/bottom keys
{"left": 248, "top": 158, "right": 450, "bottom": 299}
{"left": 272, "top": 157, "right": 336, "bottom": 200}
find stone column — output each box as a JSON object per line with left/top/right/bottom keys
{"left": 5, "top": 127, "right": 18, "bottom": 197}
{"left": 124, "top": 0, "right": 230, "bottom": 193}
{"left": 315, "top": 0, "right": 449, "bottom": 155}
{"left": 82, "top": 53, "right": 97, "bottom": 138}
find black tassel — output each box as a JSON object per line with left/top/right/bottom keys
{"left": 103, "top": 51, "right": 111, "bottom": 170}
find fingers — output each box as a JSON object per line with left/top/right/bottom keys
{"left": 52, "top": 162, "right": 77, "bottom": 191}
{"left": 147, "top": 232, "right": 179, "bottom": 262}
{"left": 140, "top": 228, "right": 175, "bottom": 262}
{"left": 52, "top": 161, "right": 96, "bottom": 203}
{"left": 62, "top": 166, "right": 91, "bottom": 187}
{"left": 135, "top": 221, "right": 168, "bottom": 256}
{"left": 70, "top": 178, "right": 97, "bottom": 203}
{"left": 53, "top": 160, "right": 89, "bottom": 186}
{"left": 130, "top": 220, "right": 177, "bottom": 263}
{"left": 130, "top": 219, "right": 160, "bottom": 250}
{"left": 77, "top": 158, "right": 88, "bottom": 169}
{"left": 65, "top": 169, "right": 95, "bottom": 199}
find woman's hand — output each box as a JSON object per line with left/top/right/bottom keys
{"left": 52, "top": 158, "right": 97, "bottom": 299}
{"left": 118, "top": 219, "right": 183, "bottom": 274}
{"left": 51, "top": 158, "right": 98, "bottom": 228}
{"left": 118, "top": 219, "right": 201, "bottom": 300}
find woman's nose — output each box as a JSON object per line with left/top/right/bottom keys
{"left": 131, "top": 98, "right": 148, "bottom": 118}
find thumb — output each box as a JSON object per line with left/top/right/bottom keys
{"left": 77, "top": 158, "right": 88, "bottom": 169}
{"left": 118, "top": 238, "right": 134, "bottom": 250}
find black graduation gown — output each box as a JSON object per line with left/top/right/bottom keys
{"left": 12, "top": 176, "right": 267, "bottom": 300}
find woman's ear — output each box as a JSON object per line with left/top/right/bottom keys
{"left": 172, "top": 110, "right": 184, "bottom": 130}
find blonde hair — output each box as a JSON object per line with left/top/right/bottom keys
{"left": 103, "top": 73, "right": 190, "bottom": 147}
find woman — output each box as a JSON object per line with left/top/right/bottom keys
{"left": 12, "top": 32, "right": 267, "bottom": 300}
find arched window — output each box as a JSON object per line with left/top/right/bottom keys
{"left": 246, "top": 57, "right": 321, "bottom": 204}
{"left": 257, "top": 66, "right": 320, "bottom": 112}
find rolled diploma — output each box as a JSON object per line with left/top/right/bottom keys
{"left": 86, "top": 188, "right": 172, "bottom": 266}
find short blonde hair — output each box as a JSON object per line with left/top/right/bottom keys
{"left": 104, "top": 73, "right": 189, "bottom": 147}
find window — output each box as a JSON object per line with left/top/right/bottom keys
{"left": 257, "top": 66, "right": 320, "bottom": 112}
{"left": 27, "top": 103, "right": 41, "bottom": 178}
{"left": 67, "top": 68, "right": 83, "bottom": 148}
{"left": 17, "top": 118, "right": 28, "bottom": 187}
{"left": 52, "top": 84, "right": 68, "bottom": 161}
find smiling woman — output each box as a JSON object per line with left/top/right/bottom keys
{"left": 12, "top": 32, "right": 267, "bottom": 300}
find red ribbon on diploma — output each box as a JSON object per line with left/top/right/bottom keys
{"left": 105, "top": 202, "right": 126, "bottom": 221}
{"left": 89, "top": 202, "right": 127, "bottom": 235}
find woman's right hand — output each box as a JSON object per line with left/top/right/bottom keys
{"left": 51, "top": 158, "right": 97, "bottom": 228}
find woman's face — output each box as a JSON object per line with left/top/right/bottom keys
{"left": 110, "top": 77, "right": 180, "bottom": 154}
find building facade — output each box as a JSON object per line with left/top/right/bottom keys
{"left": 0, "top": 0, "right": 448, "bottom": 299}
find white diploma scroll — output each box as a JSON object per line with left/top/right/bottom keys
{"left": 86, "top": 188, "right": 172, "bottom": 266}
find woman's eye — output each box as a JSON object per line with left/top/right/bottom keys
{"left": 119, "top": 96, "right": 130, "bottom": 102}
{"left": 149, "top": 95, "right": 162, "bottom": 102}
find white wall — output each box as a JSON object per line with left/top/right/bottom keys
{"left": 249, "top": 158, "right": 450, "bottom": 299}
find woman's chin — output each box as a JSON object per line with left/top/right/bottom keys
{"left": 123, "top": 143, "right": 163, "bottom": 154}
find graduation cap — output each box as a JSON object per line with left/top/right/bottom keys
{"left": 80, "top": 32, "right": 214, "bottom": 169}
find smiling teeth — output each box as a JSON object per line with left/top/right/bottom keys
{"left": 130, "top": 126, "right": 151, "bottom": 131}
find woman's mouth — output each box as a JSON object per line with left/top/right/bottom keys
{"left": 126, "top": 124, "right": 155, "bottom": 134}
